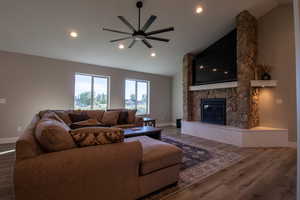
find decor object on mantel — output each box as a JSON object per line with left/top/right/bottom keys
{"left": 258, "top": 64, "right": 272, "bottom": 80}
{"left": 102, "top": 1, "right": 174, "bottom": 49}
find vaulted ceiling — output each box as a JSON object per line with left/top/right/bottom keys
{"left": 0, "top": 0, "right": 291, "bottom": 76}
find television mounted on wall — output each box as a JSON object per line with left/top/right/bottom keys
{"left": 193, "top": 29, "right": 237, "bottom": 85}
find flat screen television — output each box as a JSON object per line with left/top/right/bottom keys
{"left": 193, "top": 29, "right": 237, "bottom": 85}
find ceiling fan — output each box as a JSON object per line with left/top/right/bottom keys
{"left": 103, "top": 0, "right": 174, "bottom": 49}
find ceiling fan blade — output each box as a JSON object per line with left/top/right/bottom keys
{"left": 141, "top": 15, "right": 157, "bottom": 32}
{"left": 145, "top": 36, "right": 170, "bottom": 42}
{"left": 128, "top": 40, "right": 136, "bottom": 48}
{"left": 103, "top": 28, "right": 132, "bottom": 35}
{"left": 110, "top": 37, "right": 132, "bottom": 43}
{"left": 146, "top": 27, "right": 174, "bottom": 36}
{"left": 142, "top": 39, "right": 153, "bottom": 48}
{"left": 118, "top": 16, "right": 137, "bottom": 32}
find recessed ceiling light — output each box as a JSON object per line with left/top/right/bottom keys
{"left": 151, "top": 52, "right": 156, "bottom": 57}
{"left": 196, "top": 6, "right": 203, "bottom": 14}
{"left": 200, "top": 65, "right": 204, "bottom": 69}
{"left": 213, "top": 68, "right": 217, "bottom": 72}
{"left": 118, "top": 44, "right": 125, "bottom": 49}
{"left": 70, "top": 31, "right": 78, "bottom": 38}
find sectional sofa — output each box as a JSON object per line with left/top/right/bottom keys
{"left": 14, "top": 109, "right": 183, "bottom": 200}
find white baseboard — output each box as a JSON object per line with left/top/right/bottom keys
{"left": 0, "top": 137, "right": 18, "bottom": 144}
{"left": 157, "top": 123, "right": 175, "bottom": 127}
{"left": 288, "top": 142, "right": 297, "bottom": 149}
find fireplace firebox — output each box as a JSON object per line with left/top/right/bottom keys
{"left": 201, "top": 98, "right": 226, "bottom": 125}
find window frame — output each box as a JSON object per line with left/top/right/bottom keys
{"left": 124, "top": 78, "right": 150, "bottom": 115}
{"left": 74, "top": 73, "right": 111, "bottom": 110}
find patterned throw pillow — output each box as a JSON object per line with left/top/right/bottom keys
{"left": 70, "top": 127, "right": 124, "bottom": 147}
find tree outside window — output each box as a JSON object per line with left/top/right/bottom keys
{"left": 125, "top": 79, "right": 149, "bottom": 115}
{"left": 74, "top": 74, "right": 109, "bottom": 110}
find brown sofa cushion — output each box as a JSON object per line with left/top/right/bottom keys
{"left": 35, "top": 119, "right": 76, "bottom": 152}
{"left": 113, "top": 124, "right": 138, "bottom": 129}
{"left": 70, "top": 119, "right": 106, "bottom": 129}
{"left": 127, "top": 109, "right": 137, "bottom": 124}
{"left": 85, "top": 110, "right": 105, "bottom": 122}
{"left": 101, "top": 111, "right": 120, "bottom": 126}
{"left": 70, "top": 127, "right": 124, "bottom": 147}
{"left": 69, "top": 113, "right": 90, "bottom": 123}
{"left": 41, "top": 112, "right": 65, "bottom": 123}
{"left": 118, "top": 110, "right": 129, "bottom": 124}
{"left": 54, "top": 111, "right": 72, "bottom": 125}
{"left": 125, "top": 136, "right": 182, "bottom": 175}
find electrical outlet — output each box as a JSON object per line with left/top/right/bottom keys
{"left": 0, "top": 98, "right": 6, "bottom": 104}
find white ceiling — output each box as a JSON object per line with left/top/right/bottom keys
{"left": 0, "top": 0, "right": 291, "bottom": 76}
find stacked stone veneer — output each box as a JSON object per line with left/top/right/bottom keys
{"left": 183, "top": 10, "right": 260, "bottom": 129}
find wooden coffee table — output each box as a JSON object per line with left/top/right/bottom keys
{"left": 124, "top": 126, "right": 162, "bottom": 140}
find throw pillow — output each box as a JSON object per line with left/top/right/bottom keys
{"left": 69, "top": 113, "right": 90, "bottom": 123}
{"left": 127, "top": 109, "right": 137, "bottom": 124}
{"left": 101, "top": 111, "right": 120, "bottom": 126}
{"left": 70, "top": 119, "right": 106, "bottom": 129}
{"left": 41, "top": 112, "right": 64, "bottom": 123}
{"left": 35, "top": 119, "right": 76, "bottom": 152}
{"left": 118, "top": 110, "right": 129, "bottom": 124}
{"left": 70, "top": 127, "right": 124, "bottom": 147}
{"left": 85, "top": 110, "right": 105, "bottom": 122}
{"left": 54, "top": 111, "right": 72, "bottom": 126}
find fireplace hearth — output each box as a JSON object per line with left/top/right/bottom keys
{"left": 201, "top": 98, "right": 226, "bottom": 125}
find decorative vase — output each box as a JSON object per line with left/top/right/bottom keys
{"left": 261, "top": 72, "right": 271, "bottom": 80}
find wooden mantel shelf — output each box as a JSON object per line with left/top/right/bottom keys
{"left": 250, "top": 80, "right": 278, "bottom": 88}
{"left": 189, "top": 80, "right": 278, "bottom": 91}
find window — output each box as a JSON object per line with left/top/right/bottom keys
{"left": 74, "top": 73, "right": 109, "bottom": 110}
{"left": 125, "top": 79, "right": 150, "bottom": 115}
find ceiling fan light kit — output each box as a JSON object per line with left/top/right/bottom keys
{"left": 103, "top": 0, "right": 174, "bottom": 49}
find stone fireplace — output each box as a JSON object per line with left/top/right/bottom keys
{"left": 180, "top": 10, "right": 288, "bottom": 148}
{"left": 183, "top": 10, "right": 259, "bottom": 129}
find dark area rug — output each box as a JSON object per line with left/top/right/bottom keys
{"left": 142, "top": 135, "right": 246, "bottom": 200}
{"left": 161, "top": 137, "right": 213, "bottom": 170}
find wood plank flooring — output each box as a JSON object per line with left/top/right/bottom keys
{"left": 162, "top": 127, "right": 297, "bottom": 200}
{"left": 0, "top": 127, "right": 296, "bottom": 200}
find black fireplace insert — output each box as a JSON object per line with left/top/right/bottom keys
{"left": 201, "top": 98, "right": 226, "bottom": 125}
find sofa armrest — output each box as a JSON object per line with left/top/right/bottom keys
{"left": 135, "top": 116, "right": 144, "bottom": 126}
{"left": 15, "top": 141, "right": 142, "bottom": 200}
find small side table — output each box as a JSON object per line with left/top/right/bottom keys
{"left": 143, "top": 117, "right": 156, "bottom": 127}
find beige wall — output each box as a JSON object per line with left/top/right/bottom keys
{"left": 0, "top": 51, "right": 172, "bottom": 139}
{"left": 257, "top": 4, "right": 297, "bottom": 141}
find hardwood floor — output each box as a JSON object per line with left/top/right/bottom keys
{"left": 162, "top": 127, "right": 297, "bottom": 200}
{"left": 0, "top": 127, "right": 296, "bottom": 200}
